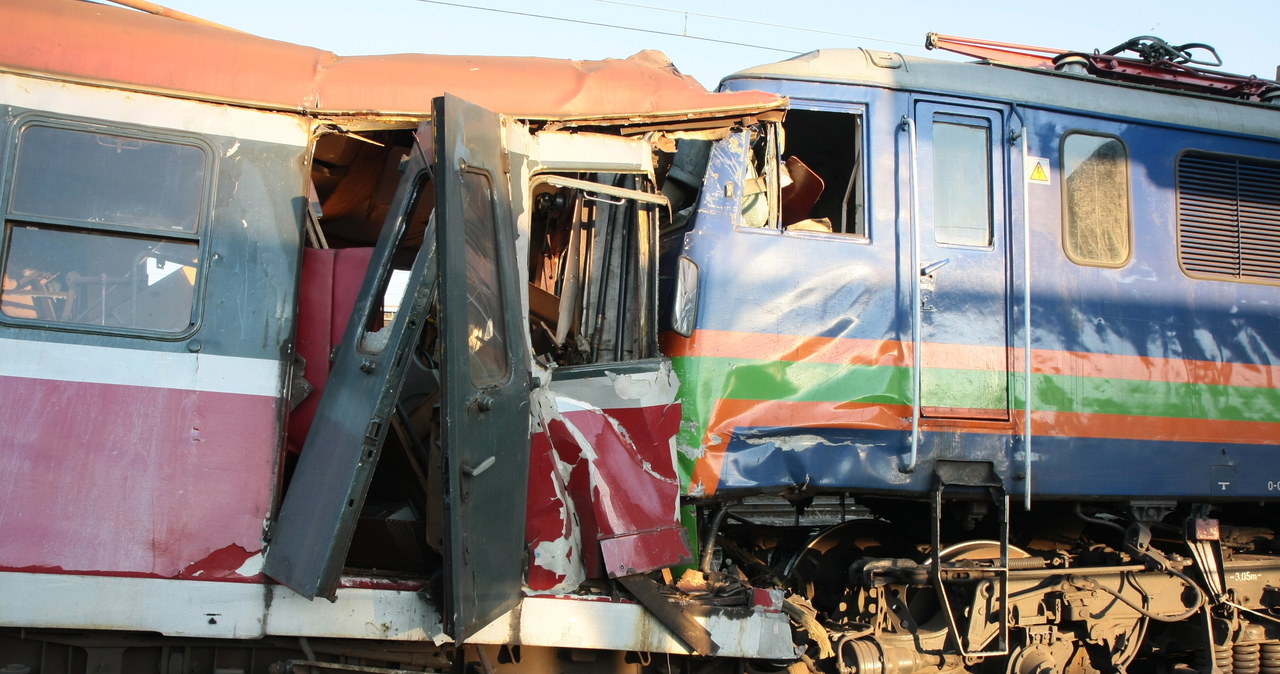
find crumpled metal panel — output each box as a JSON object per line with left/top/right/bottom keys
{"left": 0, "top": 0, "right": 783, "bottom": 120}
{"left": 525, "top": 362, "right": 691, "bottom": 591}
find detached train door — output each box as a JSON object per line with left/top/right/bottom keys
{"left": 913, "top": 102, "right": 1011, "bottom": 420}
{"left": 265, "top": 95, "right": 529, "bottom": 641}
{"left": 433, "top": 94, "right": 531, "bottom": 639}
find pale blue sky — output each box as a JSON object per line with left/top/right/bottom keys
{"left": 156, "top": 0, "right": 1275, "bottom": 90}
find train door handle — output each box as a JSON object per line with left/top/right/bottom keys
{"left": 470, "top": 394, "right": 494, "bottom": 412}
{"left": 921, "top": 258, "right": 950, "bottom": 276}
{"left": 461, "top": 455, "right": 496, "bottom": 477}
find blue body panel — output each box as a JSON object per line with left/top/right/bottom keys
{"left": 667, "top": 71, "right": 1280, "bottom": 502}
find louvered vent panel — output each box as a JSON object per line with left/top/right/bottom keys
{"left": 1178, "top": 154, "right": 1280, "bottom": 282}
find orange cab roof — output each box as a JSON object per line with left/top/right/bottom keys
{"left": 0, "top": 0, "right": 782, "bottom": 120}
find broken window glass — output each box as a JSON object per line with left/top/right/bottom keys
{"left": 358, "top": 172, "right": 435, "bottom": 353}
{"left": 778, "top": 108, "right": 866, "bottom": 235}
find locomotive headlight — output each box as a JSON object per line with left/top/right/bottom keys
{"left": 672, "top": 255, "right": 700, "bottom": 338}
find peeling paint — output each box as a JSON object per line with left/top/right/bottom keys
{"left": 531, "top": 536, "right": 583, "bottom": 592}
{"left": 604, "top": 362, "right": 680, "bottom": 406}
{"left": 178, "top": 544, "right": 265, "bottom": 581}
{"left": 235, "top": 552, "right": 264, "bottom": 577}
{"left": 740, "top": 433, "right": 853, "bottom": 452}
{"left": 527, "top": 376, "right": 688, "bottom": 585}
{"left": 528, "top": 439, "right": 585, "bottom": 591}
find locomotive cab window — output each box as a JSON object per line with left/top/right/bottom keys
{"left": 740, "top": 109, "right": 866, "bottom": 235}
{"left": 778, "top": 108, "right": 866, "bottom": 236}
{"left": 1062, "top": 132, "right": 1131, "bottom": 266}
{"left": 0, "top": 123, "right": 208, "bottom": 333}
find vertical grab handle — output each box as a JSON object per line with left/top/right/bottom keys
{"left": 901, "top": 115, "right": 922, "bottom": 473}
{"left": 1020, "top": 132, "right": 1034, "bottom": 510}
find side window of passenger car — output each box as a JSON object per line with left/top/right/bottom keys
{"left": 0, "top": 122, "right": 208, "bottom": 333}
{"left": 1061, "top": 132, "right": 1131, "bottom": 267}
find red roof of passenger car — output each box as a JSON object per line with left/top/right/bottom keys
{"left": 0, "top": 0, "right": 782, "bottom": 119}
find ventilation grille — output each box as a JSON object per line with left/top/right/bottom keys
{"left": 1178, "top": 153, "right": 1280, "bottom": 282}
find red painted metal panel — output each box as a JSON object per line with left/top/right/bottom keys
{"left": 286, "top": 247, "right": 373, "bottom": 452}
{"left": 0, "top": 0, "right": 783, "bottom": 120}
{"left": 525, "top": 396, "right": 690, "bottom": 590}
{"left": 572, "top": 405, "right": 685, "bottom": 551}
{"left": 525, "top": 425, "right": 579, "bottom": 592}
{"left": 0, "top": 375, "right": 277, "bottom": 579}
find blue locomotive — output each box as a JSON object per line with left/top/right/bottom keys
{"left": 663, "top": 37, "right": 1280, "bottom": 673}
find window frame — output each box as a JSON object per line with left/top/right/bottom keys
{"left": 458, "top": 166, "right": 512, "bottom": 388}
{"left": 1059, "top": 130, "right": 1133, "bottom": 269}
{"left": 777, "top": 105, "right": 870, "bottom": 239}
{"left": 929, "top": 112, "right": 995, "bottom": 250}
{"left": 527, "top": 171, "right": 663, "bottom": 366}
{"left": 0, "top": 115, "right": 214, "bottom": 337}
{"left": 730, "top": 104, "right": 872, "bottom": 243}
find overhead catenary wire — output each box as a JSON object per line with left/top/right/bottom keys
{"left": 594, "top": 0, "right": 919, "bottom": 50}
{"left": 415, "top": 0, "right": 802, "bottom": 54}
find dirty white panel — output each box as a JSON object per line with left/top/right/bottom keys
{"left": 265, "top": 585, "right": 447, "bottom": 643}
{"left": 0, "top": 73, "right": 309, "bottom": 146}
{"left": 0, "top": 571, "right": 267, "bottom": 638}
{"left": 528, "top": 131, "right": 653, "bottom": 173}
{"left": 548, "top": 361, "right": 680, "bottom": 410}
{"left": 469, "top": 596, "right": 795, "bottom": 658}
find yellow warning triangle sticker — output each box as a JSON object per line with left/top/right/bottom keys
{"left": 1027, "top": 157, "right": 1051, "bottom": 184}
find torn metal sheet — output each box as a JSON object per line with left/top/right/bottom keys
{"left": 525, "top": 364, "right": 691, "bottom": 589}
{"left": 617, "top": 574, "right": 718, "bottom": 655}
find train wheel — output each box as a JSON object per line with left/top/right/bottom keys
{"left": 933, "top": 540, "right": 1034, "bottom": 654}
{"left": 1006, "top": 643, "right": 1062, "bottom": 674}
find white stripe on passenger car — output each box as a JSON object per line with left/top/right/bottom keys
{"left": 0, "top": 338, "right": 279, "bottom": 397}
